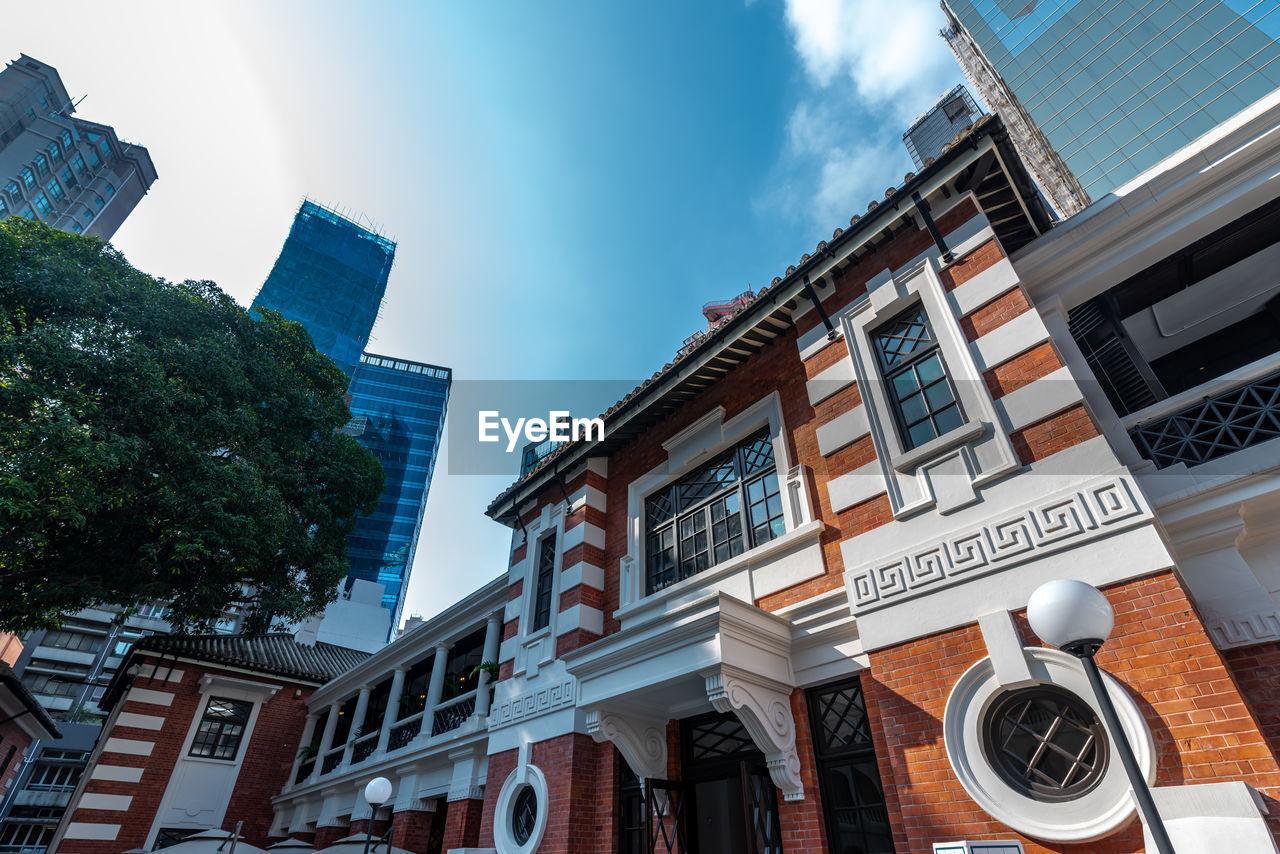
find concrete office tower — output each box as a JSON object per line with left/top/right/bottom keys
{"left": 903, "top": 84, "right": 985, "bottom": 168}
{"left": 0, "top": 54, "right": 157, "bottom": 239}
{"left": 941, "top": 0, "right": 1280, "bottom": 209}
{"left": 343, "top": 354, "right": 451, "bottom": 635}
{"left": 253, "top": 200, "right": 396, "bottom": 376}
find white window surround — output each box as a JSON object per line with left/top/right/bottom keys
{"left": 839, "top": 258, "right": 1020, "bottom": 518}
{"left": 943, "top": 647, "right": 1155, "bottom": 843}
{"left": 514, "top": 506, "right": 565, "bottom": 677}
{"left": 617, "top": 392, "right": 820, "bottom": 620}
{"left": 493, "top": 763, "right": 550, "bottom": 854}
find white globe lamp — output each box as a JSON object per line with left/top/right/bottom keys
{"left": 1027, "top": 578, "right": 1114, "bottom": 655}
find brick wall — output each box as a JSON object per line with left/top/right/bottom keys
{"left": 0, "top": 718, "right": 33, "bottom": 796}
{"left": 224, "top": 683, "right": 313, "bottom": 843}
{"left": 440, "top": 797, "right": 483, "bottom": 850}
{"left": 864, "top": 570, "right": 1280, "bottom": 852}
{"left": 1224, "top": 640, "right": 1280, "bottom": 766}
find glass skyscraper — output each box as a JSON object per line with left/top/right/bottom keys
{"left": 342, "top": 353, "right": 451, "bottom": 632}
{"left": 942, "top": 0, "right": 1280, "bottom": 201}
{"left": 252, "top": 202, "right": 449, "bottom": 632}
{"left": 254, "top": 200, "right": 395, "bottom": 375}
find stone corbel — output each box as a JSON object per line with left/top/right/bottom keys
{"left": 585, "top": 708, "right": 668, "bottom": 782}
{"left": 705, "top": 667, "right": 804, "bottom": 801}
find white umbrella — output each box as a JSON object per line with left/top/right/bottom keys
{"left": 314, "top": 834, "right": 413, "bottom": 854}
{"left": 266, "top": 840, "right": 317, "bottom": 854}
{"left": 153, "top": 829, "right": 269, "bottom": 854}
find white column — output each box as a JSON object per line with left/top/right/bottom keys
{"left": 425, "top": 644, "right": 451, "bottom": 710}
{"left": 311, "top": 702, "right": 341, "bottom": 781}
{"left": 287, "top": 714, "right": 319, "bottom": 788}
{"left": 376, "top": 668, "right": 408, "bottom": 754}
{"left": 474, "top": 613, "right": 503, "bottom": 718}
{"left": 342, "top": 687, "right": 373, "bottom": 765}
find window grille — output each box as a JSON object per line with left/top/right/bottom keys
{"left": 189, "top": 697, "right": 252, "bottom": 760}
{"left": 873, "top": 306, "right": 963, "bottom": 449}
{"left": 531, "top": 533, "right": 557, "bottom": 631}
{"left": 645, "top": 429, "right": 783, "bottom": 593}
{"left": 982, "top": 686, "right": 1107, "bottom": 801}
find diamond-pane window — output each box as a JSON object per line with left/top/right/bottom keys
{"left": 873, "top": 305, "right": 963, "bottom": 450}
{"left": 689, "top": 716, "right": 754, "bottom": 761}
{"left": 189, "top": 697, "right": 252, "bottom": 760}
{"left": 512, "top": 785, "right": 538, "bottom": 845}
{"left": 644, "top": 428, "right": 784, "bottom": 594}
{"left": 531, "top": 533, "right": 557, "bottom": 631}
{"left": 815, "top": 682, "right": 872, "bottom": 753}
{"left": 983, "top": 686, "right": 1108, "bottom": 801}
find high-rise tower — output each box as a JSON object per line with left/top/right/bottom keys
{"left": 0, "top": 54, "right": 157, "bottom": 239}
{"left": 254, "top": 200, "right": 395, "bottom": 376}
{"left": 252, "top": 203, "right": 449, "bottom": 633}
{"left": 942, "top": 0, "right": 1280, "bottom": 207}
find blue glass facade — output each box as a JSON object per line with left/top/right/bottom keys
{"left": 944, "top": 0, "right": 1280, "bottom": 198}
{"left": 343, "top": 354, "right": 451, "bottom": 632}
{"left": 253, "top": 200, "right": 395, "bottom": 375}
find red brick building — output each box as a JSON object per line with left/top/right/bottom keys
{"left": 56, "top": 96, "right": 1280, "bottom": 854}
{"left": 1, "top": 661, "right": 60, "bottom": 800}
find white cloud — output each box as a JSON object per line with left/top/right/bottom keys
{"left": 783, "top": 0, "right": 960, "bottom": 122}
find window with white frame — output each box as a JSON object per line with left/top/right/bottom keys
{"left": 189, "top": 697, "right": 252, "bottom": 760}
{"left": 644, "top": 429, "right": 784, "bottom": 594}
{"left": 872, "top": 305, "right": 964, "bottom": 450}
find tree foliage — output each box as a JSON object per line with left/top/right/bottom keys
{"left": 0, "top": 218, "right": 384, "bottom": 633}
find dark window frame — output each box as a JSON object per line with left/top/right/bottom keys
{"left": 531, "top": 532, "right": 557, "bottom": 632}
{"left": 982, "top": 684, "right": 1109, "bottom": 802}
{"left": 872, "top": 304, "right": 964, "bottom": 451}
{"left": 644, "top": 428, "right": 784, "bottom": 595}
{"left": 188, "top": 696, "right": 253, "bottom": 761}
{"left": 807, "top": 675, "right": 896, "bottom": 854}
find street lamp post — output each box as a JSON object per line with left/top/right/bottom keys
{"left": 362, "top": 777, "right": 393, "bottom": 854}
{"left": 1027, "top": 579, "right": 1176, "bottom": 854}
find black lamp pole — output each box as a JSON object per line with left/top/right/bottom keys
{"left": 1070, "top": 643, "right": 1176, "bottom": 854}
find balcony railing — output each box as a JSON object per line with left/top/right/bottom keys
{"left": 320, "top": 747, "right": 344, "bottom": 775}
{"left": 388, "top": 713, "right": 423, "bottom": 751}
{"left": 430, "top": 691, "right": 477, "bottom": 737}
{"left": 1130, "top": 367, "right": 1280, "bottom": 468}
{"left": 351, "top": 732, "right": 379, "bottom": 764}
{"left": 295, "top": 758, "right": 316, "bottom": 783}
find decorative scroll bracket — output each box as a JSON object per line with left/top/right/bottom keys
{"left": 705, "top": 666, "right": 804, "bottom": 801}
{"left": 585, "top": 708, "right": 668, "bottom": 783}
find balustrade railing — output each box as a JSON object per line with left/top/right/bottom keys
{"left": 388, "top": 712, "right": 424, "bottom": 751}
{"left": 351, "top": 732, "right": 379, "bottom": 764}
{"left": 1130, "top": 367, "right": 1280, "bottom": 468}
{"left": 431, "top": 691, "right": 477, "bottom": 737}
{"left": 320, "top": 747, "right": 344, "bottom": 774}
{"left": 294, "top": 758, "right": 316, "bottom": 783}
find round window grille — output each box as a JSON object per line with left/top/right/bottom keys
{"left": 512, "top": 784, "right": 538, "bottom": 845}
{"left": 983, "top": 685, "right": 1109, "bottom": 802}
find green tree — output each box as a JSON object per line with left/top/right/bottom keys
{"left": 0, "top": 218, "right": 384, "bottom": 633}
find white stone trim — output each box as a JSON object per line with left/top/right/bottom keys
{"left": 826, "top": 461, "right": 886, "bottom": 512}
{"left": 806, "top": 359, "right": 856, "bottom": 405}
{"left": 115, "top": 711, "right": 165, "bottom": 730}
{"left": 78, "top": 793, "right": 133, "bottom": 811}
{"left": 133, "top": 665, "right": 185, "bottom": 683}
{"left": 948, "top": 257, "right": 1020, "bottom": 317}
{"left": 103, "top": 737, "right": 153, "bottom": 756}
{"left": 944, "top": 647, "right": 1154, "bottom": 842}
{"left": 493, "top": 764, "right": 549, "bottom": 854}
{"left": 561, "top": 519, "right": 605, "bottom": 552}
{"left": 126, "top": 686, "right": 174, "bottom": 707}
{"left": 63, "top": 823, "right": 121, "bottom": 841}
{"left": 815, "top": 406, "right": 870, "bottom": 456}
{"left": 706, "top": 666, "right": 803, "bottom": 801}
{"left": 970, "top": 309, "right": 1049, "bottom": 371}
{"left": 90, "top": 764, "right": 145, "bottom": 783}
{"left": 976, "top": 611, "right": 1034, "bottom": 688}
{"left": 586, "top": 710, "right": 667, "bottom": 782}
{"left": 554, "top": 604, "right": 603, "bottom": 637}
{"left": 995, "top": 366, "right": 1084, "bottom": 431}
{"left": 487, "top": 679, "right": 576, "bottom": 729}
{"left": 559, "top": 560, "right": 604, "bottom": 592}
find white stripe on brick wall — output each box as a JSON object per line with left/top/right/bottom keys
{"left": 561, "top": 560, "right": 605, "bottom": 592}
{"left": 562, "top": 521, "right": 605, "bottom": 552}
{"left": 816, "top": 406, "right": 870, "bottom": 456}
{"left": 103, "top": 737, "right": 153, "bottom": 757}
{"left": 971, "top": 309, "right": 1049, "bottom": 371}
{"left": 826, "top": 461, "right": 886, "bottom": 512}
{"left": 64, "top": 823, "right": 121, "bottom": 841}
{"left": 115, "top": 711, "right": 165, "bottom": 731}
{"left": 996, "top": 367, "right": 1084, "bottom": 431}
{"left": 948, "top": 257, "right": 1019, "bottom": 317}
{"left": 570, "top": 484, "right": 607, "bottom": 513}
{"left": 498, "top": 637, "right": 516, "bottom": 664}
{"left": 555, "top": 604, "right": 604, "bottom": 637}
{"left": 806, "top": 360, "right": 856, "bottom": 406}
{"left": 504, "top": 597, "right": 521, "bottom": 623}
{"left": 134, "top": 665, "right": 185, "bottom": 683}
{"left": 79, "top": 793, "right": 134, "bottom": 811}
{"left": 798, "top": 316, "right": 849, "bottom": 361}
{"left": 90, "top": 765, "right": 145, "bottom": 783}
{"left": 126, "top": 687, "right": 174, "bottom": 707}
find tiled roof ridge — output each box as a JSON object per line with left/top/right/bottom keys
{"left": 135, "top": 632, "right": 371, "bottom": 682}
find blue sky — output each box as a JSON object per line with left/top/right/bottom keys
{"left": 4, "top": 0, "right": 962, "bottom": 624}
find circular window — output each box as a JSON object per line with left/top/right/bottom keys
{"left": 512, "top": 785, "right": 537, "bottom": 845}
{"left": 983, "top": 685, "right": 1108, "bottom": 801}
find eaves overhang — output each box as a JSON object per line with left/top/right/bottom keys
{"left": 486, "top": 114, "right": 1049, "bottom": 525}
